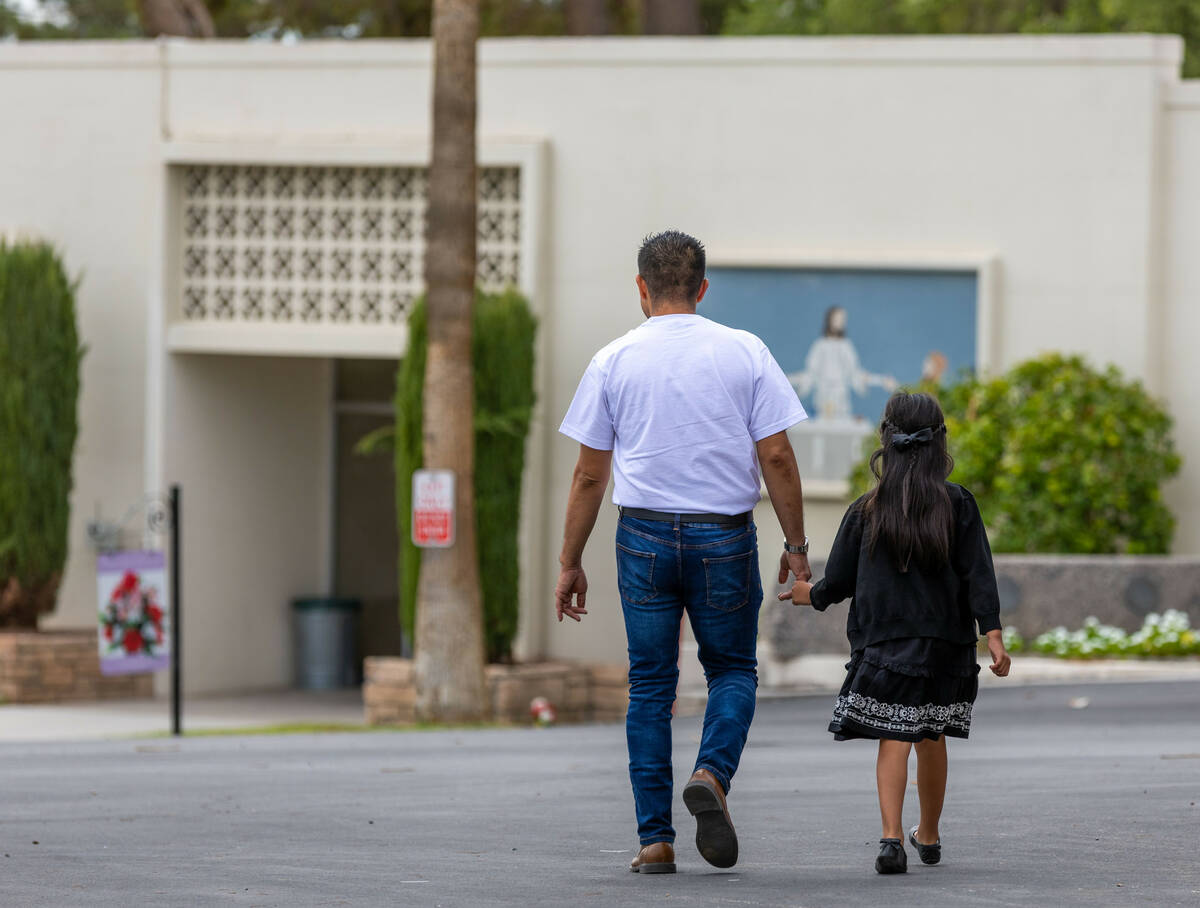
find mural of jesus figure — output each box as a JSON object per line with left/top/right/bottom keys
{"left": 787, "top": 305, "right": 897, "bottom": 421}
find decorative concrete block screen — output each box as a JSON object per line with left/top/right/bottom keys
{"left": 177, "top": 164, "right": 521, "bottom": 325}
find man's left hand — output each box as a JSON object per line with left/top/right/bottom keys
{"left": 778, "top": 551, "right": 812, "bottom": 584}
{"left": 555, "top": 566, "right": 589, "bottom": 623}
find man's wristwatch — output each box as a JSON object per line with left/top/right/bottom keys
{"left": 784, "top": 538, "right": 810, "bottom": 555}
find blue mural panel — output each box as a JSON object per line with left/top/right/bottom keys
{"left": 700, "top": 267, "right": 978, "bottom": 480}
{"left": 702, "top": 267, "right": 978, "bottom": 425}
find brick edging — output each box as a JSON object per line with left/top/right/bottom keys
{"left": 363, "top": 657, "right": 628, "bottom": 726}
{"left": 0, "top": 630, "right": 154, "bottom": 703}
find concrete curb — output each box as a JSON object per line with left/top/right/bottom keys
{"left": 3, "top": 653, "right": 1197, "bottom": 742}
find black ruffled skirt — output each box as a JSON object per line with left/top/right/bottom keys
{"left": 829, "top": 637, "right": 980, "bottom": 743}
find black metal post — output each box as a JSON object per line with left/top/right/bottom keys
{"left": 170, "top": 484, "right": 181, "bottom": 737}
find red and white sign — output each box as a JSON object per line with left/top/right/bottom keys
{"left": 412, "top": 469, "right": 455, "bottom": 548}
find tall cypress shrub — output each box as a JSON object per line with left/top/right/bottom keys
{"left": 395, "top": 302, "right": 427, "bottom": 650}
{"left": 396, "top": 289, "right": 537, "bottom": 662}
{"left": 0, "top": 240, "right": 83, "bottom": 628}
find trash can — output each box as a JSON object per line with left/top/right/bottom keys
{"left": 292, "top": 597, "right": 362, "bottom": 689}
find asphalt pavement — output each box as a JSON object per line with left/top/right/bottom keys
{"left": 1, "top": 681, "right": 1198, "bottom": 907}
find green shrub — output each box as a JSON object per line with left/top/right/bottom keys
{"left": 393, "top": 301, "right": 426, "bottom": 657}
{"left": 0, "top": 240, "right": 83, "bottom": 628}
{"left": 851, "top": 354, "right": 1181, "bottom": 554}
{"left": 1004, "top": 611, "right": 1200, "bottom": 659}
{"left": 394, "top": 290, "right": 537, "bottom": 662}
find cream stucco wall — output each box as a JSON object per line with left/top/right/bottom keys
{"left": 0, "top": 46, "right": 162, "bottom": 634}
{"left": 1163, "top": 85, "right": 1200, "bottom": 555}
{"left": 503, "top": 37, "right": 1190, "bottom": 663}
{"left": 0, "top": 36, "right": 1196, "bottom": 683}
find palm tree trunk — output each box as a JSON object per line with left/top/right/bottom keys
{"left": 414, "top": 0, "right": 488, "bottom": 722}
{"left": 136, "top": 0, "right": 215, "bottom": 36}
{"left": 566, "top": 0, "right": 612, "bottom": 35}
{"left": 641, "top": 0, "right": 700, "bottom": 34}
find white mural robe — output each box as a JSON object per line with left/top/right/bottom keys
{"left": 788, "top": 336, "right": 895, "bottom": 421}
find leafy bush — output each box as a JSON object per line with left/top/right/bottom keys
{"left": 394, "top": 290, "right": 537, "bottom": 662}
{"left": 721, "top": 0, "right": 1200, "bottom": 79}
{"left": 0, "top": 240, "right": 83, "bottom": 628}
{"left": 1003, "top": 611, "right": 1200, "bottom": 659}
{"left": 852, "top": 354, "right": 1181, "bottom": 554}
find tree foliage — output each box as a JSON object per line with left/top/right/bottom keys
{"left": 850, "top": 354, "right": 1182, "bottom": 554}
{"left": 1, "top": 0, "right": 724, "bottom": 38}
{"left": 1, "top": 0, "right": 613, "bottom": 37}
{"left": 1, "top": 0, "right": 140, "bottom": 37}
{"left": 395, "top": 290, "right": 537, "bottom": 663}
{"left": 0, "top": 241, "right": 83, "bottom": 628}
{"left": 7, "top": 0, "right": 1196, "bottom": 73}
{"left": 722, "top": 0, "right": 1200, "bottom": 77}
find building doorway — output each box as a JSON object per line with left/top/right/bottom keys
{"left": 333, "top": 359, "right": 405, "bottom": 660}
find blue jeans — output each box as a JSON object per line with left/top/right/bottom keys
{"left": 615, "top": 514, "right": 763, "bottom": 845}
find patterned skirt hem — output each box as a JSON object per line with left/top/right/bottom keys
{"left": 828, "top": 693, "right": 973, "bottom": 743}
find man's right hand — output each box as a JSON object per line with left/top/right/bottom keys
{"left": 778, "top": 551, "right": 812, "bottom": 584}
{"left": 555, "top": 565, "right": 589, "bottom": 623}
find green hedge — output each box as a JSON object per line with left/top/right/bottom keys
{"left": 395, "top": 290, "right": 537, "bottom": 662}
{"left": 851, "top": 354, "right": 1181, "bottom": 554}
{"left": 0, "top": 240, "right": 83, "bottom": 627}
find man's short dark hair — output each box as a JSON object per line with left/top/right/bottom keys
{"left": 637, "top": 230, "right": 706, "bottom": 302}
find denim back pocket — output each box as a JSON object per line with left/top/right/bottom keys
{"left": 616, "top": 542, "right": 657, "bottom": 606}
{"left": 702, "top": 550, "right": 753, "bottom": 612}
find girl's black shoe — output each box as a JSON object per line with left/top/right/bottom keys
{"left": 909, "top": 826, "right": 942, "bottom": 865}
{"left": 875, "top": 838, "right": 908, "bottom": 874}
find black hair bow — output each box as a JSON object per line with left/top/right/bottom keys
{"left": 890, "top": 425, "right": 943, "bottom": 451}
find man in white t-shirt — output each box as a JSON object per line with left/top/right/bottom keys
{"left": 555, "top": 230, "right": 812, "bottom": 875}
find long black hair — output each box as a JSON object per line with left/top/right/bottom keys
{"left": 862, "top": 391, "right": 955, "bottom": 573}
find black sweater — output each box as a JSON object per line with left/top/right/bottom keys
{"left": 809, "top": 482, "right": 1003, "bottom": 650}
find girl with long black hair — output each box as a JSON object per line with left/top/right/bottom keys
{"left": 781, "top": 391, "right": 1011, "bottom": 875}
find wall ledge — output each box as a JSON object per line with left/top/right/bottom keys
{"left": 0, "top": 34, "right": 1183, "bottom": 71}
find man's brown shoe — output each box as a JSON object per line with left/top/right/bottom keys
{"left": 629, "top": 842, "right": 676, "bottom": 874}
{"left": 682, "top": 769, "right": 738, "bottom": 868}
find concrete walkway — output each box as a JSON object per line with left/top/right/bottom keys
{"left": 0, "top": 689, "right": 365, "bottom": 742}
{"left": 0, "top": 680, "right": 1197, "bottom": 907}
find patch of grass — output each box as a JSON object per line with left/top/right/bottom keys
{"left": 134, "top": 720, "right": 500, "bottom": 739}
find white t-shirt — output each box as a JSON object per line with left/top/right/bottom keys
{"left": 559, "top": 313, "right": 807, "bottom": 514}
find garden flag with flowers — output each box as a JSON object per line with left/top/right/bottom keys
{"left": 96, "top": 551, "right": 171, "bottom": 675}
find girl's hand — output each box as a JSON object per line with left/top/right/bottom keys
{"left": 986, "top": 630, "right": 1011, "bottom": 677}
{"left": 778, "top": 580, "right": 813, "bottom": 606}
